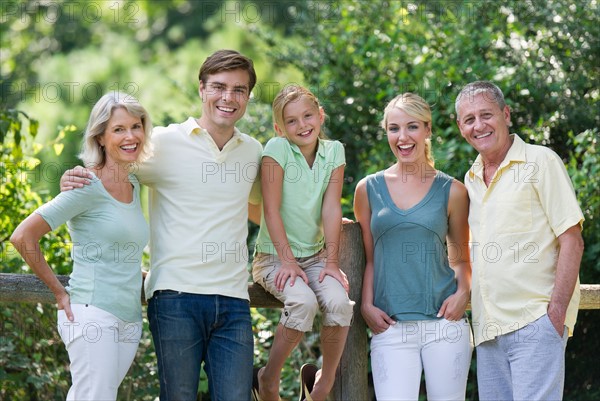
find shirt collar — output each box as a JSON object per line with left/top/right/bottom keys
{"left": 181, "top": 117, "right": 201, "bottom": 136}
{"left": 182, "top": 117, "right": 243, "bottom": 143}
{"left": 468, "top": 134, "right": 525, "bottom": 179}
{"left": 503, "top": 134, "right": 527, "bottom": 163}
{"left": 289, "top": 138, "right": 326, "bottom": 159}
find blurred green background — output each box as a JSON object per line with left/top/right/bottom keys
{"left": 1, "top": 1, "right": 598, "bottom": 400}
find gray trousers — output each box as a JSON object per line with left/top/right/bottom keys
{"left": 477, "top": 313, "right": 568, "bottom": 401}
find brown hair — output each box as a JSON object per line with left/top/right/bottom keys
{"left": 198, "top": 49, "right": 257, "bottom": 92}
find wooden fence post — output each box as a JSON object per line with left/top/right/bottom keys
{"left": 331, "top": 222, "right": 369, "bottom": 401}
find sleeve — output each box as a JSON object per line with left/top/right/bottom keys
{"left": 331, "top": 140, "right": 346, "bottom": 169}
{"left": 129, "top": 174, "right": 143, "bottom": 198}
{"left": 133, "top": 126, "right": 167, "bottom": 186}
{"left": 249, "top": 140, "right": 263, "bottom": 205}
{"left": 35, "top": 183, "right": 96, "bottom": 230}
{"left": 534, "top": 149, "right": 585, "bottom": 237}
{"left": 249, "top": 174, "right": 262, "bottom": 205}
{"left": 262, "top": 137, "right": 289, "bottom": 168}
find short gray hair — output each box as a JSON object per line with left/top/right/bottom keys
{"left": 455, "top": 81, "right": 506, "bottom": 118}
{"left": 79, "top": 91, "right": 153, "bottom": 168}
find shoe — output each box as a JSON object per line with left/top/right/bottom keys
{"left": 299, "top": 363, "right": 318, "bottom": 401}
{"left": 252, "top": 367, "right": 261, "bottom": 401}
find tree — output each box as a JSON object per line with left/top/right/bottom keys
{"left": 265, "top": 0, "right": 598, "bottom": 203}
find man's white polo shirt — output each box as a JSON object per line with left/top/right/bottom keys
{"left": 136, "top": 117, "right": 262, "bottom": 301}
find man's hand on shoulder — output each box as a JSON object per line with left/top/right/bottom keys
{"left": 60, "top": 166, "right": 92, "bottom": 191}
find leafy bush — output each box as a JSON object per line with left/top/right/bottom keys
{"left": 566, "top": 129, "right": 600, "bottom": 283}
{"left": 1, "top": 110, "right": 73, "bottom": 399}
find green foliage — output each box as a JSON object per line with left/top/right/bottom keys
{"left": 563, "top": 129, "right": 600, "bottom": 400}
{"left": 3, "top": 0, "right": 303, "bottom": 197}
{"left": 263, "top": 0, "right": 599, "bottom": 218}
{"left": 566, "top": 129, "right": 600, "bottom": 283}
{"left": 0, "top": 110, "right": 73, "bottom": 273}
{"left": 2, "top": 0, "right": 598, "bottom": 399}
{"left": 0, "top": 110, "right": 73, "bottom": 399}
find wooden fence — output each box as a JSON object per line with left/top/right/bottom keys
{"left": 1, "top": 222, "right": 599, "bottom": 400}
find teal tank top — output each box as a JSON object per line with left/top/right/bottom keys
{"left": 366, "top": 171, "right": 457, "bottom": 321}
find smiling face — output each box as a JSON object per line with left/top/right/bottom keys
{"left": 385, "top": 107, "right": 431, "bottom": 164}
{"left": 98, "top": 107, "right": 145, "bottom": 168}
{"left": 456, "top": 91, "right": 512, "bottom": 162}
{"left": 198, "top": 68, "right": 250, "bottom": 134}
{"left": 275, "top": 95, "right": 324, "bottom": 155}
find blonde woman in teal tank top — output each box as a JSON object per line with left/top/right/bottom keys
{"left": 354, "top": 93, "right": 474, "bottom": 401}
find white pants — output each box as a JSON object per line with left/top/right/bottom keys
{"left": 57, "top": 304, "right": 142, "bottom": 401}
{"left": 370, "top": 318, "right": 474, "bottom": 401}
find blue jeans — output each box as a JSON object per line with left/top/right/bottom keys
{"left": 148, "top": 291, "right": 253, "bottom": 401}
{"left": 476, "top": 313, "right": 568, "bottom": 401}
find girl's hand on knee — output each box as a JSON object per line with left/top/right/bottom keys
{"left": 319, "top": 264, "right": 350, "bottom": 292}
{"left": 275, "top": 261, "right": 308, "bottom": 292}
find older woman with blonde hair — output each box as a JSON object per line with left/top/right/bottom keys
{"left": 11, "top": 91, "right": 152, "bottom": 400}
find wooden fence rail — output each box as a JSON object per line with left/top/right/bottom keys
{"left": 1, "top": 222, "right": 599, "bottom": 401}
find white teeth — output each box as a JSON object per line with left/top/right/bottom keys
{"left": 399, "top": 144, "right": 414, "bottom": 149}
{"left": 299, "top": 129, "right": 311, "bottom": 137}
{"left": 217, "top": 106, "right": 234, "bottom": 112}
{"left": 121, "top": 144, "right": 137, "bottom": 150}
{"left": 475, "top": 132, "right": 492, "bottom": 139}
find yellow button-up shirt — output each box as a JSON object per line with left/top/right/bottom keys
{"left": 465, "top": 134, "right": 584, "bottom": 346}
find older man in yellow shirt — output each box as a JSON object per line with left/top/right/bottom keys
{"left": 455, "top": 81, "right": 584, "bottom": 401}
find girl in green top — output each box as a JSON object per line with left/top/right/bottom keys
{"left": 11, "top": 92, "right": 152, "bottom": 401}
{"left": 253, "top": 85, "right": 354, "bottom": 401}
